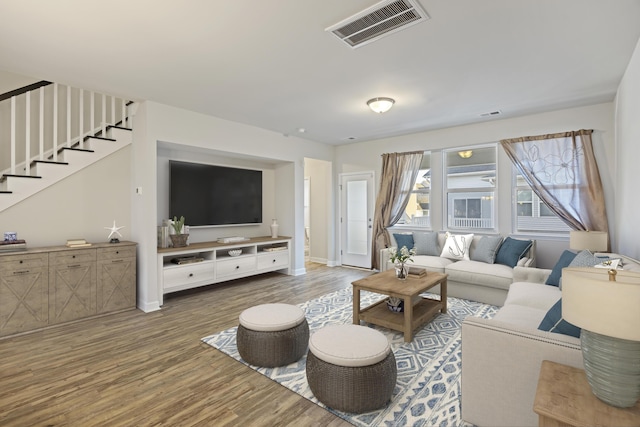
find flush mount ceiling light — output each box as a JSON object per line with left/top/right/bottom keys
{"left": 367, "top": 97, "right": 395, "bottom": 113}
{"left": 458, "top": 150, "right": 473, "bottom": 159}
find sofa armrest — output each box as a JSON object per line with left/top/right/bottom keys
{"left": 461, "top": 317, "right": 582, "bottom": 427}
{"left": 512, "top": 266, "right": 552, "bottom": 284}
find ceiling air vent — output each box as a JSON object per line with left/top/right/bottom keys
{"left": 326, "top": 0, "right": 429, "bottom": 49}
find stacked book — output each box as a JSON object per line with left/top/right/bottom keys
{"left": 66, "top": 239, "right": 92, "bottom": 248}
{"left": 408, "top": 266, "right": 428, "bottom": 277}
{"left": 0, "top": 239, "right": 27, "bottom": 252}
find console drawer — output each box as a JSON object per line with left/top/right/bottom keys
{"left": 257, "top": 251, "right": 289, "bottom": 270}
{"left": 163, "top": 262, "right": 214, "bottom": 290}
{"left": 216, "top": 257, "right": 256, "bottom": 279}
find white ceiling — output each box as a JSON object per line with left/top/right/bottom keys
{"left": 1, "top": 0, "right": 639, "bottom": 145}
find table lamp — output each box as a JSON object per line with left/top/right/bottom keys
{"left": 569, "top": 230, "right": 608, "bottom": 252}
{"left": 562, "top": 266, "right": 640, "bottom": 407}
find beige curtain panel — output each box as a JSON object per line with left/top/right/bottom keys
{"left": 500, "top": 130, "right": 609, "bottom": 241}
{"left": 371, "top": 151, "right": 423, "bottom": 270}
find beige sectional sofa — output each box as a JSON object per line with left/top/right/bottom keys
{"left": 380, "top": 231, "right": 535, "bottom": 306}
{"left": 461, "top": 253, "right": 640, "bottom": 427}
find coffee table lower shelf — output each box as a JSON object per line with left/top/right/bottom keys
{"left": 358, "top": 297, "right": 443, "bottom": 336}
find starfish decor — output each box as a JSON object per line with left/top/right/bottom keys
{"left": 105, "top": 220, "right": 125, "bottom": 243}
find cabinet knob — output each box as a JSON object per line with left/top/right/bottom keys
{"left": 235, "top": 265, "right": 240, "bottom": 269}
{"left": 20, "top": 260, "right": 23, "bottom": 264}
{"left": 272, "top": 259, "right": 276, "bottom": 263}
{"left": 189, "top": 273, "right": 193, "bottom": 277}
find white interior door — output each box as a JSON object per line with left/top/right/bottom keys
{"left": 340, "top": 172, "right": 374, "bottom": 269}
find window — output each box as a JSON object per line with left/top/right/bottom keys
{"left": 514, "top": 174, "right": 570, "bottom": 233}
{"left": 397, "top": 153, "right": 431, "bottom": 227}
{"left": 445, "top": 146, "right": 496, "bottom": 230}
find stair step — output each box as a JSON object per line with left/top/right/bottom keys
{"left": 62, "top": 147, "right": 94, "bottom": 153}
{"left": 1, "top": 174, "right": 42, "bottom": 182}
{"left": 0, "top": 191, "right": 12, "bottom": 194}
{"left": 84, "top": 135, "right": 116, "bottom": 142}
{"left": 31, "top": 160, "right": 69, "bottom": 166}
{"left": 107, "top": 125, "right": 132, "bottom": 131}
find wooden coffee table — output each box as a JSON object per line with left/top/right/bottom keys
{"left": 352, "top": 269, "right": 448, "bottom": 342}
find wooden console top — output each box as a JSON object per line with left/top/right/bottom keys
{"left": 157, "top": 236, "right": 291, "bottom": 254}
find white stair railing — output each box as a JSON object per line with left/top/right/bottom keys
{"left": 0, "top": 82, "right": 131, "bottom": 178}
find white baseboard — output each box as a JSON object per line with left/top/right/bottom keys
{"left": 138, "top": 300, "right": 161, "bottom": 313}
{"left": 292, "top": 267, "right": 307, "bottom": 276}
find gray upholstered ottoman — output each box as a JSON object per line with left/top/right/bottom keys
{"left": 236, "top": 303, "right": 309, "bottom": 367}
{"left": 306, "top": 324, "right": 397, "bottom": 413}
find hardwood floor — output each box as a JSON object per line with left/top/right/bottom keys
{"left": 0, "top": 263, "right": 374, "bottom": 426}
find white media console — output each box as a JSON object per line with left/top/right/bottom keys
{"left": 157, "top": 236, "right": 291, "bottom": 305}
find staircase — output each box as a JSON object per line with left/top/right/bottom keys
{"left": 0, "top": 82, "right": 134, "bottom": 212}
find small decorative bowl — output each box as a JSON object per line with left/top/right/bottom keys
{"left": 228, "top": 249, "right": 242, "bottom": 257}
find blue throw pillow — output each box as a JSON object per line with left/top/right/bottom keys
{"left": 470, "top": 235, "right": 503, "bottom": 264}
{"left": 495, "top": 237, "right": 533, "bottom": 268}
{"left": 545, "top": 250, "right": 577, "bottom": 287}
{"left": 413, "top": 231, "right": 439, "bottom": 256}
{"left": 393, "top": 233, "right": 414, "bottom": 251}
{"left": 538, "top": 299, "right": 581, "bottom": 338}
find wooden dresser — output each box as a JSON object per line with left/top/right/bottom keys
{"left": 0, "top": 241, "right": 136, "bottom": 338}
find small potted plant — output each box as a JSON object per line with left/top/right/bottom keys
{"left": 169, "top": 215, "right": 189, "bottom": 247}
{"left": 389, "top": 245, "right": 416, "bottom": 280}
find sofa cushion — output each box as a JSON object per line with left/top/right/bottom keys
{"left": 495, "top": 237, "right": 533, "bottom": 268}
{"left": 413, "top": 231, "right": 439, "bottom": 256}
{"left": 504, "top": 282, "right": 561, "bottom": 311}
{"left": 410, "top": 255, "right": 454, "bottom": 273}
{"left": 445, "top": 260, "right": 512, "bottom": 290}
{"left": 538, "top": 299, "right": 581, "bottom": 338}
{"left": 393, "top": 233, "right": 414, "bottom": 251}
{"left": 545, "top": 250, "right": 577, "bottom": 287}
{"left": 470, "top": 236, "right": 503, "bottom": 264}
{"left": 492, "top": 304, "right": 550, "bottom": 329}
{"left": 440, "top": 233, "right": 474, "bottom": 260}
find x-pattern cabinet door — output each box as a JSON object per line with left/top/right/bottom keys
{"left": 97, "top": 246, "right": 136, "bottom": 313}
{"left": 49, "top": 249, "right": 97, "bottom": 324}
{"left": 0, "top": 253, "right": 49, "bottom": 335}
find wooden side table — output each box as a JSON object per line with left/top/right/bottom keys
{"left": 533, "top": 360, "right": 640, "bottom": 427}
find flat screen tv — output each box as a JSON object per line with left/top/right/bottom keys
{"left": 169, "top": 160, "right": 263, "bottom": 227}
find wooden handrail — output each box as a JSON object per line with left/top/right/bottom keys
{"left": 0, "top": 80, "right": 52, "bottom": 102}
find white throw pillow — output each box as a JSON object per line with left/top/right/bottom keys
{"left": 440, "top": 232, "right": 474, "bottom": 260}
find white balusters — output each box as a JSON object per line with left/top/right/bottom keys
{"left": 10, "top": 96, "right": 16, "bottom": 175}
{"left": 25, "top": 91, "right": 30, "bottom": 176}
{"left": 78, "top": 89, "right": 84, "bottom": 149}
{"left": 39, "top": 87, "right": 44, "bottom": 161}
{"left": 1, "top": 82, "right": 131, "bottom": 180}
{"left": 66, "top": 86, "right": 71, "bottom": 148}
{"left": 53, "top": 83, "right": 58, "bottom": 162}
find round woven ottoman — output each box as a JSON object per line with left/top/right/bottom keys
{"left": 236, "top": 303, "right": 309, "bottom": 367}
{"left": 306, "top": 324, "right": 397, "bottom": 413}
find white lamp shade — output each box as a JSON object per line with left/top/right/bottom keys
{"left": 569, "top": 230, "right": 608, "bottom": 252}
{"left": 367, "top": 97, "right": 395, "bottom": 113}
{"left": 562, "top": 267, "right": 640, "bottom": 341}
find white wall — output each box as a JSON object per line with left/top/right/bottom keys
{"left": 335, "top": 102, "right": 617, "bottom": 269}
{"left": 614, "top": 37, "right": 640, "bottom": 260}
{"left": 132, "top": 101, "right": 335, "bottom": 311}
{"left": 0, "top": 147, "right": 132, "bottom": 246}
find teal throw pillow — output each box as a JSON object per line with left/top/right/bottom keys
{"left": 470, "top": 236, "right": 503, "bottom": 264}
{"left": 495, "top": 237, "right": 533, "bottom": 268}
{"left": 545, "top": 250, "right": 577, "bottom": 287}
{"left": 393, "top": 233, "right": 414, "bottom": 251}
{"left": 413, "top": 231, "right": 439, "bottom": 256}
{"left": 538, "top": 299, "right": 581, "bottom": 338}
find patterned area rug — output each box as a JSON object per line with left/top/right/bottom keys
{"left": 202, "top": 287, "right": 497, "bottom": 426}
